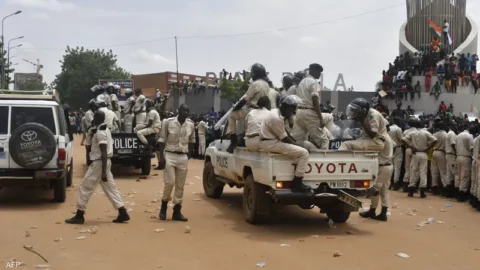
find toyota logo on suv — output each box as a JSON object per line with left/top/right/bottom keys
{"left": 21, "top": 130, "right": 38, "bottom": 142}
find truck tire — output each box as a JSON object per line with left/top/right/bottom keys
{"left": 9, "top": 123, "right": 57, "bottom": 170}
{"left": 326, "top": 211, "right": 351, "bottom": 223}
{"left": 66, "top": 159, "right": 73, "bottom": 187}
{"left": 54, "top": 172, "right": 67, "bottom": 203}
{"left": 203, "top": 161, "right": 224, "bottom": 198}
{"left": 243, "top": 174, "right": 272, "bottom": 224}
{"left": 141, "top": 157, "right": 151, "bottom": 176}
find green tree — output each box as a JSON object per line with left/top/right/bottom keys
{"left": 219, "top": 73, "right": 251, "bottom": 104}
{"left": 54, "top": 46, "right": 131, "bottom": 109}
{"left": 0, "top": 42, "right": 14, "bottom": 88}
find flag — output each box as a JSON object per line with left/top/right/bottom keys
{"left": 428, "top": 18, "right": 453, "bottom": 45}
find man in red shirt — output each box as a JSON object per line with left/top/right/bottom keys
{"left": 439, "top": 101, "right": 447, "bottom": 112}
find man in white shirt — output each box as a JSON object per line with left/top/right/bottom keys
{"left": 443, "top": 19, "right": 450, "bottom": 45}
{"left": 81, "top": 99, "right": 97, "bottom": 146}
{"left": 388, "top": 117, "right": 404, "bottom": 190}
{"left": 136, "top": 99, "right": 161, "bottom": 150}
{"left": 444, "top": 127, "right": 457, "bottom": 197}
{"left": 244, "top": 96, "right": 271, "bottom": 151}
{"left": 431, "top": 123, "right": 448, "bottom": 195}
{"left": 158, "top": 104, "right": 195, "bottom": 222}
{"left": 291, "top": 64, "right": 328, "bottom": 149}
{"left": 455, "top": 127, "right": 474, "bottom": 202}
{"left": 281, "top": 74, "right": 294, "bottom": 98}
{"left": 402, "top": 119, "right": 418, "bottom": 192}
{"left": 109, "top": 85, "right": 121, "bottom": 130}
{"left": 156, "top": 89, "right": 161, "bottom": 103}
{"left": 196, "top": 116, "right": 208, "bottom": 157}
{"left": 470, "top": 133, "right": 480, "bottom": 208}
{"left": 402, "top": 119, "right": 437, "bottom": 198}
{"left": 65, "top": 110, "right": 129, "bottom": 224}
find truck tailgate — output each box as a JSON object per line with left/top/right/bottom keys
{"left": 112, "top": 134, "right": 147, "bottom": 156}
{"left": 272, "top": 150, "right": 378, "bottom": 188}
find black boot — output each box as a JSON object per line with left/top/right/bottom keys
{"left": 291, "top": 176, "right": 312, "bottom": 193}
{"left": 226, "top": 134, "right": 238, "bottom": 154}
{"left": 65, "top": 210, "right": 85, "bottom": 224}
{"left": 408, "top": 186, "right": 415, "bottom": 197}
{"left": 472, "top": 198, "right": 479, "bottom": 208}
{"left": 359, "top": 207, "right": 376, "bottom": 219}
{"left": 172, "top": 204, "right": 188, "bottom": 222}
{"left": 457, "top": 191, "right": 467, "bottom": 202}
{"left": 373, "top": 206, "right": 388, "bottom": 221}
{"left": 454, "top": 188, "right": 460, "bottom": 200}
{"left": 431, "top": 186, "right": 440, "bottom": 195}
{"left": 402, "top": 182, "right": 409, "bottom": 193}
{"left": 445, "top": 184, "right": 455, "bottom": 198}
{"left": 392, "top": 182, "right": 401, "bottom": 191}
{"left": 159, "top": 200, "right": 168, "bottom": 220}
{"left": 420, "top": 188, "right": 427, "bottom": 198}
{"left": 113, "top": 207, "right": 130, "bottom": 223}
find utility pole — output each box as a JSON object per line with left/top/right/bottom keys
{"left": 175, "top": 36, "right": 179, "bottom": 83}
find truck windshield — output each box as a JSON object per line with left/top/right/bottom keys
{"left": 10, "top": 107, "right": 57, "bottom": 134}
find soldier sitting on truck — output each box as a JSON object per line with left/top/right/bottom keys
{"left": 259, "top": 95, "right": 311, "bottom": 193}
{"left": 108, "top": 84, "right": 122, "bottom": 127}
{"left": 245, "top": 96, "right": 271, "bottom": 152}
{"left": 136, "top": 99, "right": 161, "bottom": 151}
{"left": 339, "top": 98, "right": 388, "bottom": 151}
{"left": 92, "top": 84, "right": 111, "bottom": 109}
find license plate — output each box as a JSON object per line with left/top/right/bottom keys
{"left": 337, "top": 190, "right": 362, "bottom": 209}
{"left": 328, "top": 181, "right": 349, "bottom": 188}
{"left": 117, "top": 149, "right": 133, "bottom": 154}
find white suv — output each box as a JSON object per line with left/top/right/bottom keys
{"left": 0, "top": 90, "right": 74, "bottom": 202}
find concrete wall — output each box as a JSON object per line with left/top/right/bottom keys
{"left": 383, "top": 75, "right": 479, "bottom": 115}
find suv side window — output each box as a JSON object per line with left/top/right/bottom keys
{"left": 0, "top": 106, "right": 8, "bottom": 134}
{"left": 56, "top": 106, "right": 66, "bottom": 136}
{"left": 10, "top": 107, "right": 57, "bottom": 134}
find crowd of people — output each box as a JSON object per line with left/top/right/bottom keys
{"left": 383, "top": 102, "right": 480, "bottom": 212}
{"left": 379, "top": 48, "right": 479, "bottom": 102}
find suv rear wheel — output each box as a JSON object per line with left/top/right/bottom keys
{"left": 326, "top": 210, "right": 350, "bottom": 223}
{"left": 243, "top": 174, "right": 272, "bottom": 224}
{"left": 54, "top": 172, "right": 67, "bottom": 203}
{"left": 203, "top": 161, "right": 224, "bottom": 198}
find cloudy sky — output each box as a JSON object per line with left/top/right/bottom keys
{"left": 2, "top": 0, "right": 480, "bottom": 91}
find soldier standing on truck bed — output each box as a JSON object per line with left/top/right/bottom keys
{"left": 65, "top": 110, "right": 130, "bottom": 224}
{"left": 81, "top": 99, "right": 97, "bottom": 146}
{"left": 157, "top": 104, "right": 195, "bottom": 221}
{"left": 136, "top": 99, "right": 161, "bottom": 151}
{"left": 133, "top": 88, "right": 147, "bottom": 132}
{"left": 108, "top": 84, "right": 122, "bottom": 129}
{"left": 259, "top": 95, "right": 311, "bottom": 193}
{"left": 360, "top": 131, "right": 394, "bottom": 222}
{"left": 226, "top": 63, "right": 270, "bottom": 153}
{"left": 123, "top": 88, "right": 135, "bottom": 133}
{"left": 280, "top": 74, "right": 294, "bottom": 98}
{"left": 286, "top": 71, "right": 306, "bottom": 96}
{"left": 291, "top": 63, "right": 329, "bottom": 150}
{"left": 96, "top": 100, "right": 121, "bottom": 132}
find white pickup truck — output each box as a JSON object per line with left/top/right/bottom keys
{"left": 203, "top": 138, "right": 379, "bottom": 224}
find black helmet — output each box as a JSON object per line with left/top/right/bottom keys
{"left": 293, "top": 71, "right": 306, "bottom": 84}
{"left": 250, "top": 63, "right": 267, "bottom": 80}
{"left": 346, "top": 98, "right": 370, "bottom": 120}
{"left": 145, "top": 98, "right": 155, "bottom": 109}
{"left": 282, "top": 74, "right": 294, "bottom": 90}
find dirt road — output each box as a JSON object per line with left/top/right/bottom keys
{"left": 1, "top": 137, "right": 479, "bottom": 270}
